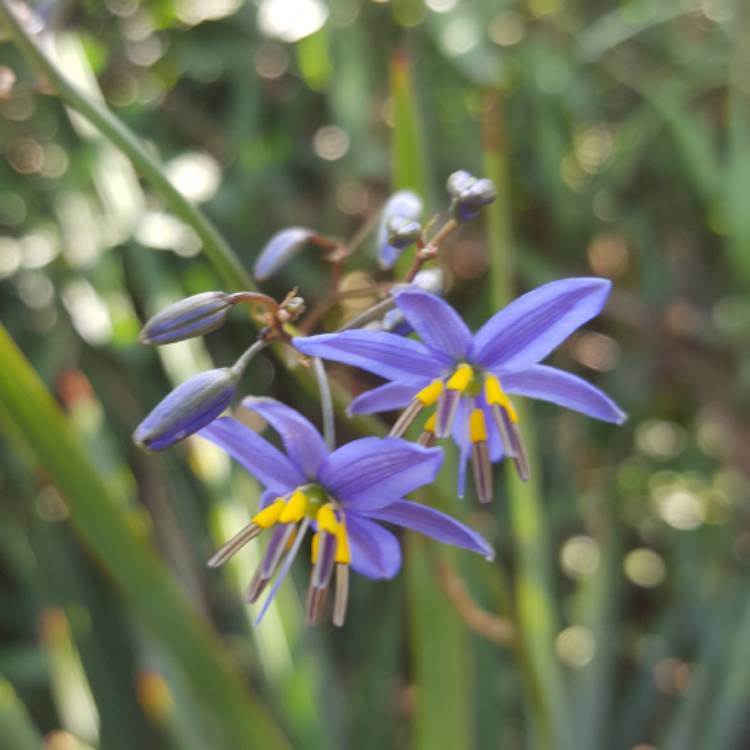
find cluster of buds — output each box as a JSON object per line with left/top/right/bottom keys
{"left": 446, "top": 171, "right": 498, "bottom": 222}
{"left": 134, "top": 290, "right": 305, "bottom": 451}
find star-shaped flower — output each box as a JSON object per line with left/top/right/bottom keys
{"left": 293, "top": 278, "right": 625, "bottom": 504}
{"left": 198, "top": 398, "right": 493, "bottom": 627}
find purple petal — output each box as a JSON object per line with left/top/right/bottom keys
{"left": 254, "top": 227, "right": 314, "bottom": 281}
{"left": 394, "top": 288, "right": 472, "bottom": 360}
{"left": 197, "top": 417, "right": 304, "bottom": 493}
{"left": 319, "top": 437, "right": 443, "bottom": 511}
{"left": 346, "top": 515, "right": 402, "bottom": 579}
{"left": 241, "top": 397, "right": 328, "bottom": 478}
{"left": 362, "top": 500, "right": 494, "bottom": 559}
{"left": 471, "top": 278, "right": 612, "bottom": 372}
{"left": 293, "top": 330, "right": 449, "bottom": 385}
{"left": 377, "top": 190, "right": 422, "bottom": 270}
{"left": 503, "top": 365, "right": 626, "bottom": 423}
{"left": 348, "top": 381, "right": 423, "bottom": 416}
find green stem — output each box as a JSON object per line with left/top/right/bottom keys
{"left": 0, "top": 0, "right": 252, "bottom": 292}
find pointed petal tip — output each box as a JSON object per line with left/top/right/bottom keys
{"left": 132, "top": 429, "right": 154, "bottom": 452}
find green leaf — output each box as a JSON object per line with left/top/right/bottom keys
{"left": 483, "top": 98, "right": 570, "bottom": 750}
{"left": 391, "top": 54, "right": 471, "bottom": 750}
{"left": 0, "top": 679, "right": 44, "bottom": 750}
{"left": 406, "top": 538, "right": 471, "bottom": 750}
{"left": 390, "top": 51, "right": 429, "bottom": 201}
{"left": 0, "top": 324, "right": 289, "bottom": 750}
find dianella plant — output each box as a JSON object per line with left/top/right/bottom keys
{"left": 2, "top": 2, "right": 749, "bottom": 750}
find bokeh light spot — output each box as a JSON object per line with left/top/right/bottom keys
{"left": 165, "top": 152, "right": 222, "bottom": 203}
{"left": 636, "top": 419, "right": 686, "bottom": 460}
{"left": 624, "top": 548, "right": 666, "bottom": 587}
{"left": 313, "top": 125, "right": 350, "bottom": 161}
{"left": 555, "top": 625, "right": 595, "bottom": 668}
{"left": 560, "top": 535, "right": 601, "bottom": 579}
{"left": 488, "top": 12, "right": 524, "bottom": 46}
{"left": 258, "top": 0, "right": 328, "bottom": 42}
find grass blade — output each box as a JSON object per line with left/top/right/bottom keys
{"left": 0, "top": 679, "right": 44, "bottom": 750}
{"left": 0, "top": 324, "right": 289, "bottom": 750}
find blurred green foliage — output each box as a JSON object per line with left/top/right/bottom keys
{"left": 1, "top": 0, "right": 749, "bottom": 749}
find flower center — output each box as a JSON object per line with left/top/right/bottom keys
{"left": 389, "top": 364, "right": 529, "bottom": 502}
{"left": 206, "top": 483, "right": 351, "bottom": 627}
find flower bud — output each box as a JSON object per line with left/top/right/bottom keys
{"left": 254, "top": 227, "right": 315, "bottom": 281}
{"left": 446, "top": 170, "right": 477, "bottom": 198}
{"left": 139, "top": 292, "right": 233, "bottom": 345}
{"left": 446, "top": 171, "right": 497, "bottom": 221}
{"left": 377, "top": 190, "right": 423, "bottom": 269}
{"left": 387, "top": 216, "right": 422, "bottom": 250}
{"left": 133, "top": 368, "right": 239, "bottom": 451}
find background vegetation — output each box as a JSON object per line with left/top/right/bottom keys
{"left": 1, "top": 0, "right": 749, "bottom": 748}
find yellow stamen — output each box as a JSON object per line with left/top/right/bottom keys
{"left": 311, "top": 531, "right": 320, "bottom": 563}
{"left": 446, "top": 363, "right": 473, "bottom": 391}
{"left": 316, "top": 504, "right": 339, "bottom": 534}
{"left": 423, "top": 412, "right": 437, "bottom": 434}
{"left": 252, "top": 499, "right": 285, "bottom": 528}
{"left": 415, "top": 379, "right": 444, "bottom": 406}
{"left": 279, "top": 489, "right": 307, "bottom": 523}
{"left": 469, "top": 408, "right": 487, "bottom": 443}
{"left": 484, "top": 374, "right": 518, "bottom": 423}
{"left": 335, "top": 521, "right": 350, "bottom": 564}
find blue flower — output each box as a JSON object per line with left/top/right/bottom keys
{"left": 293, "top": 278, "right": 626, "bottom": 503}
{"left": 198, "top": 397, "right": 493, "bottom": 627}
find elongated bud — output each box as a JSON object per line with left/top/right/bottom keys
{"left": 254, "top": 227, "right": 315, "bottom": 281}
{"left": 133, "top": 368, "right": 239, "bottom": 451}
{"left": 446, "top": 170, "right": 497, "bottom": 222}
{"left": 139, "top": 292, "right": 233, "bottom": 345}
{"left": 377, "top": 190, "right": 423, "bottom": 269}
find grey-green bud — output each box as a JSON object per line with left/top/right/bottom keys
{"left": 446, "top": 171, "right": 497, "bottom": 221}
{"left": 387, "top": 215, "right": 422, "bottom": 249}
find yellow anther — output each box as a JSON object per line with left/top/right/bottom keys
{"left": 279, "top": 489, "right": 307, "bottom": 523}
{"left": 335, "top": 521, "right": 351, "bottom": 565}
{"left": 316, "top": 504, "right": 339, "bottom": 534}
{"left": 423, "top": 412, "right": 437, "bottom": 434}
{"left": 415, "top": 379, "right": 444, "bottom": 406}
{"left": 469, "top": 408, "right": 488, "bottom": 443}
{"left": 311, "top": 531, "right": 320, "bottom": 563}
{"left": 484, "top": 374, "right": 518, "bottom": 423}
{"left": 252, "top": 499, "right": 285, "bottom": 528}
{"left": 446, "top": 363, "right": 473, "bottom": 392}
